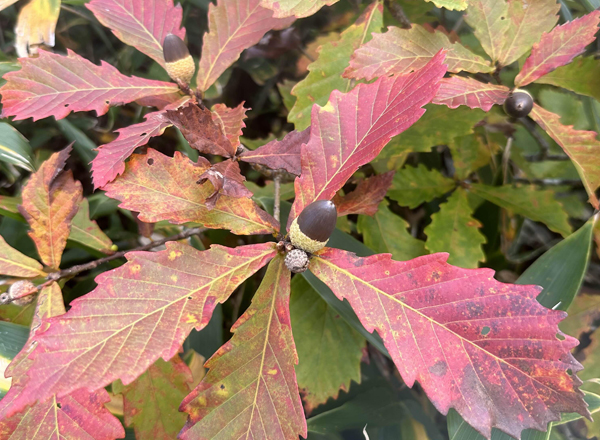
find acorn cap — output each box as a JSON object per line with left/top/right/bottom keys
{"left": 289, "top": 200, "right": 337, "bottom": 253}
{"left": 163, "top": 34, "right": 190, "bottom": 63}
{"left": 503, "top": 90, "right": 533, "bottom": 119}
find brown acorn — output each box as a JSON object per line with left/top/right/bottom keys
{"left": 163, "top": 34, "right": 195, "bottom": 86}
{"left": 289, "top": 200, "right": 337, "bottom": 253}
{"left": 503, "top": 90, "right": 533, "bottom": 118}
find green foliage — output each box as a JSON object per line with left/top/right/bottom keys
{"left": 388, "top": 164, "right": 456, "bottom": 208}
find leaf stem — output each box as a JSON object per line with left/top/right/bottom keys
{"left": 520, "top": 117, "right": 569, "bottom": 161}
{"left": 274, "top": 174, "right": 281, "bottom": 226}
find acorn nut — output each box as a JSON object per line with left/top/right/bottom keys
{"left": 285, "top": 249, "right": 310, "bottom": 273}
{"left": 503, "top": 90, "right": 533, "bottom": 118}
{"left": 163, "top": 34, "right": 195, "bottom": 86}
{"left": 289, "top": 200, "right": 337, "bottom": 254}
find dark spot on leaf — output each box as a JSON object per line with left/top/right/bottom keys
{"left": 501, "top": 16, "right": 505, "bottom": 19}
{"left": 353, "top": 259, "right": 365, "bottom": 267}
{"left": 188, "top": 296, "right": 192, "bottom": 300}
{"left": 556, "top": 332, "right": 566, "bottom": 340}
{"left": 567, "top": 369, "right": 573, "bottom": 376}
{"left": 429, "top": 360, "right": 447, "bottom": 377}
{"left": 481, "top": 326, "right": 491, "bottom": 336}
{"left": 64, "top": 104, "right": 69, "bottom": 107}
{"left": 56, "top": 402, "right": 62, "bottom": 409}
{"left": 147, "top": 158, "right": 154, "bottom": 165}
{"left": 105, "top": 100, "right": 110, "bottom": 105}
{"left": 220, "top": 384, "right": 225, "bottom": 390}
{"left": 141, "top": 133, "right": 147, "bottom": 136}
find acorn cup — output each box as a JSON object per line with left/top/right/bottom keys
{"left": 503, "top": 89, "right": 534, "bottom": 118}
{"left": 163, "top": 34, "right": 195, "bottom": 87}
{"left": 289, "top": 200, "right": 337, "bottom": 254}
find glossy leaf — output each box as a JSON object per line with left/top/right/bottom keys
{"left": 432, "top": 76, "right": 510, "bottom": 111}
{"left": 69, "top": 199, "right": 114, "bottom": 254}
{"left": 87, "top": 0, "right": 185, "bottom": 68}
{"left": 14, "top": 0, "right": 60, "bottom": 58}
{"left": 529, "top": 104, "right": 600, "bottom": 209}
{"left": 515, "top": 10, "right": 600, "bottom": 86}
{"left": 310, "top": 248, "right": 587, "bottom": 438}
{"left": 0, "top": 49, "right": 180, "bottom": 121}
{"left": 289, "top": 3, "right": 383, "bottom": 130}
{"left": 424, "top": 187, "right": 486, "bottom": 268}
{"left": 290, "top": 274, "right": 365, "bottom": 411}
{"left": 211, "top": 102, "right": 248, "bottom": 149}
{"left": 0, "top": 236, "right": 45, "bottom": 278}
{"left": 344, "top": 24, "right": 492, "bottom": 81}
{"left": 196, "top": 0, "right": 294, "bottom": 91}
{"left": 289, "top": 51, "right": 447, "bottom": 227}
{"left": 18, "top": 147, "right": 83, "bottom": 269}
{"left": 180, "top": 256, "right": 307, "bottom": 440}
{"left": 535, "top": 56, "right": 600, "bottom": 101}
{"left": 239, "top": 129, "right": 309, "bottom": 175}
{"left": 3, "top": 242, "right": 276, "bottom": 415}
{"left": 0, "top": 123, "right": 35, "bottom": 172}
{"left": 464, "top": 0, "right": 510, "bottom": 63}
{"left": 103, "top": 149, "right": 279, "bottom": 235}
{"left": 333, "top": 171, "right": 394, "bottom": 217}
{"left": 387, "top": 164, "right": 456, "bottom": 209}
{"left": 468, "top": 184, "right": 572, "bottom": 237}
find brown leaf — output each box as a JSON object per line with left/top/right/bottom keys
{"left": 198, "top": 160, "right": 253, "bottom": 209}
{"left": 333, "top": 171, "right": 395, "bottom": 217}
{"left": 239, "top": 128, "right": 309, "bottom": 175}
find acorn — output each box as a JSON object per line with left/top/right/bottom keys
{"left": 163, "top": 34, "right": 195, "bottom": 86}
{"left": 503, "top": 89, "right": 533, "bottom": 118}
{"left": 289, "top": 200, "right": 337, "bottom": 254}
{"left": 285, "top": 249, "right": 310, "bottom": 273}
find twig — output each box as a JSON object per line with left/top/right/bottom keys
{"left": 519, "top": 117, "right": 562, "bottom": 161}
{"left": 512, "top": 177, "right": 583, "bottom": 187}
{"left": 525, "top": 154, "right": 570, "bottom": 162}
{"left": 274, "top": 174, "right": 281, "bottom": 226}
{"left": 502, "top": 136, "right": 513, "bottom": 184}
{"left": 384, "top": 0, "right": 411, "bottom": 28}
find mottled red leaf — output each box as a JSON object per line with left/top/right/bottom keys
{"left": 310, "top": 248, "right": 588, "bottom": 439}
{"left": 515, "top": 10, "right": 600, "bottom": 87}
{"left": 103, "top": 149, "right": 278, "bottom": 235}
{"left": 333, "top": 171, "right": 394, "bottom": 217}
{"left": 0, "top": 235, "right": 45, "bottom": 278}
{"left": 288, "top": 51, "right": 446, "bottom": 227}
{"left": 530, "top": 104, "right": 600, "bottom": 209}
{"left": 239, "top": 128, "right": 309, "bottom": 175}
{"left": 432, "top": 76, "right": 510, "bottom": 111}
{"left": 18, "top": 147, "right": 82, "bottom": 269}
{"left": 0, "top": 50, "right": 181, "bottom": 121}
{"left": 196, "top": 0, "right": 294, "bottom": 91}
{"left": 87, "top": 0, "right": 185, "bottom": 68}
{"left": 180, "top": 255, "right": 307, "bottom": 440}
{"left": 3, "top": 242, "right": 276, "bottom": 416}
{"left": 198, "top": 160, "right": 253, "bottom": 209}
{"left": 211, "top": 102, "right": 248, "bottom": 149}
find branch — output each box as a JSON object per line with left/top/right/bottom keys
{"left": 519, "top": 117, "right": 569, "bottom": 161}
{"left": 384, "top": 0, "right": 411, "bottom": 28}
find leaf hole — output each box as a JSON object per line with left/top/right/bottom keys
{"left": 220, "top": 384, "right": 225, "bottom": 390}
{"left": 56, "top": 403, "right": 62, "bottom": 409}
{"left": 556, "top": 332, "right": 566, "bottom": 340}
{"left": 140, "top": 133, "right": 147, "bottom": 137}
{"left": 501, "top": 16, "right": 505, "bottom": 20}
{"left": 481, "top": 326, "right": 491, "bottom": 336}
{"left": 105, "top": 100, "right": 110, "bottom": 105}
{"left": 188, "top": 296, "right": 192, "bottom": 300}
{"left": 567, "top": 369, "right": 573, "bottom": 376}
{"left": 64, "top": 104, "right": 69, "bottom": 107}
{"left": 147, "top": 158, "right": 154, "bottom": 165}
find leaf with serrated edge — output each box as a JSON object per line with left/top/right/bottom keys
{"left": 310, "top": 248, "right": 587, "bottom": 438}
{"left": 197, "top": 0, "right": 294, "bottom": 91}
{"left": 449, "top": 133, "right": 498, "bottom": 180}
{"left": 344, "top": 25, "right": 491, "bottom": 82}
{"left": 104, "top": 149, "right": 278, "bottom": 235}
{"left": 180, "top": 255, "right": 307, "bottom": 440}
{"left": 515, "top": 10, "right": 600, "bottom": 87}
{"left": 0, "top": 235, "right": 45, "bottom": 278}
{"left": 529, "top": 104, "right": 600, "bottom": 209}
{"left": 432, "top": 76, "right": 510, "bottom": 111}
{"left": 0, "top": 50, "right": 181, "bottom": 121}
{"left": 469, "top": 183, "right": 572, "bottom": 237}
{"left": 87, "top": 0, "right": 185, "bottom": 68}
{"left": 535, "top": 56, "right": 600, "bottom": 101}
{"left": 14, "top": 0, "right": 60, "bottom": 58}
{"left": 211, "top": 102, "right": 248, "bottom": 149}
{"left": 387, "top": 164, "right": 456, "bottom": 209}
{"left": 464, "top": 0, "right": 510, "bottom": 63}
{"left": 288, "top": 51, "right": 447, "bottom": 228}
{"left": 18, "top": 147, "right": 83, "bottom": 269}
{"left": 240, "top": 129, "right": 309, "bottom": 176}
{"left": 2, "top": 242, "right": 276, "bottom": 417}
{"left": 333, "top": 171, "right": 394, "bottom": 217}
{"left": 426, "top": 0, "right": 466, "bottom": 10}
{"left": 290, "top": 3, "right": 383, "bottom": 130}
{"left": 424, "top": 187, "right": 486, "bottom": 268}
{"left": 260, "top": 0, "right": 334, "bottom": 18}
{"left": 69, "top": 199, "right": 114, "bottom": 254}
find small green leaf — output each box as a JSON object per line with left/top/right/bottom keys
{"left": 388, "top": 164, "right": 456, "bottom": 208}
{"left": 0, "top": 123, "right": 35, "bottom": 172}
{"left": 449, "top": 132, "right": 497, "bottom": 180}
{"left": 535, "top": 56, "right": 600, "bottom": 101}
{"left": 69, "top": 199, "right": 114, "bottom": 254}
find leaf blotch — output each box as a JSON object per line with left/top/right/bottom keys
{"left": 428, "top": 360, "right": 447, "bottom": 377}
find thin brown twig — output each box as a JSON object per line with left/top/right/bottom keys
{"left": 384, "top": 0, "right": 411, "bottom": 28}
{"left": 519, "top": 117, "right": 570, "bottom": 162}
{"left": 274, "top": 174, "right": 281, "bottom": 226}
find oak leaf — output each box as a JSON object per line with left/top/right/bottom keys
{"left": 464, "top": 0, "right": 510, "bottom": 63}
{"left": 0, "top": 235, "right": 45, "bottom": 278}
{"left": 197, "top": 160, "right": 253, "bottom": 209}
{"left": 333, "top": 171, "right": 394, "bottom": 217}
{"left": 432, "top": 76, "right": 510, "bottom": 111}
{"left": 211, "top": 103, "right": 248, "bottom": 149}
{"left": 69, "top": 198, "right": 114, "bottom": 255}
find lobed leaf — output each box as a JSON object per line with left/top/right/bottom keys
{"left": 180, "top": 256, "right": 307, "bottom": 440}
{"left": 529, "top": 104, "right": 600, "bottom": 209}
{"left": 69, "top": 199, "right": 114, "bottom": 254}
{"left": 239, "top": 128, "right": 309, "bottom": 175}
{"left": 18, "top": 147, "right": 83, "bottom": 269}
{"left": 333, "top": 171, "right": 394, "bottom": 217}
{"left": 289, "top": 51, "right": 447, "bottom": 227}
{"left": 0, "top": 235, "right": 45, "bottom": 278}
{"left": 103, "top": 149, "right": 279, "bottom": 235}
{"left": 432, "top": 76, "right": 510, "bottom": 111}
{"left": 449, "top": 133, "right": 498, "bottom": 180}
{"left": 14, "top": 0, "right": 60, "bottom": 58}
{"left": 515, "top": 10, "right": 600, "bottom": 87}
{"left": 4, "top": 242, "right": 276, "bottom": 416}
{"left": 310, "top": 248, "right": 588, "bottom": 438}
{"left": 464, "top": 0, "right": 510, "bottom": 63}
{"left": 198, "top": 160, "right": 254, "bottom": 209}
{"left": 211, "top": 102, "right": 249, "bottom": 149}
{"left": 535, "top": 56, "right": 600, "bottom": 102}
{"left": 0, "top": 49, "right": 181, "bottom": 121}
{"left": 260, "top": 0, "right": 335, "bottom": 18}
{"left": 87, "top": 0, "right": 185, "bottom": 68}
{"left": 387, "top": 164, "right": 456, "bottom": 209}
{"left": 344, "top": 25, "right": 492, "bottom": 82}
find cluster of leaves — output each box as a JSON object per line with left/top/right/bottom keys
{"left": 0, "top": 0, "right": 599, "bottom": 439}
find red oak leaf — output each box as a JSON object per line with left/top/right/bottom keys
{"left": 0, "top": 50, "right": 181, "bottom": 121}
{"left": 2, "top": 242, "right": 276, "bottom": 417}
{"left": 288, "top": 51, "right": 447, "bottom": 228}
{"left": 196, "top": 0, "right": 294, "bottom": 91}
{"left": 198, "top": 160, "right": 254, "bottom": 209}
{"left": 310, "top": 248, "right": 588, "bottom": 439}
{"left": 87, "top": 0, "right": 185, "bottom": 68}
{"left": 515, "top": 10, "right": 600, "bottom": 87}
{"left": 180, "top": 256, "right": 307, "bottom": 440}
{"left": 211, "top": 102, "right": 249, "bottom": 149}
{"left": 239, "top": 128, "right": 309, "bottom": 175}
{"left": 530, "top": 104, "right": 600, "bottom": 209}
{"left": 432, "top": 76, "right": 510, "bottom": 111}
{"left": 333, "top": 171, "right": 395, "bottom": 217}
{"left": 103, "top": 149, "right": 278, "bottom": 235}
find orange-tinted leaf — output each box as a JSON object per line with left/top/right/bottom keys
{"left": 196, "top": 0, "right": 294, "bottom": 91}
{"left": 289, "top": 51, "right": 446, "bottom": 227}
{"left": 87, "top": 0, "right": 185, "bottom": 68}
{"left": 15, "top": 0, "right": 60, "bottom": 58}
{"left": 18, "top": 147, "right": 82, "bottom": 269}
{"left": 333, "top": 171, "right": 394, "bottom": 217}
{"left": 103, "top": 149, "right": 278, "bottom": 235}
{"left": 0, "top": 49, "right": 181, "bottom": 121}
{"left": 0, "top": 236, "right": 45, "bottom": 278}
{"left": 530, "top": 104, "right": 600, "bottom": 209}
{"left": 260, "top": 0, "right": 334, "bottom": 18}
{"left": 180, "top": 255, "right": 307, "bottom": 440}
{"left": 69, "top": 199, "right": 114, "bottom": 254}
{"left": 211, "top": 102, "right": 248, "bottom": 149}
{"left": 310, "top": 248, "right": 588, "bottom": 438}
{"left": 515, "top": 10, "right": 600, "bottom": 87}
{"left": 432, "top": 76, "right": 510, "bottom": 111}
{"left": 239, "top": 128, "right": 309, "bottom": 175}
{"left": 4, "top": 242, "right": 276, "bottom": 415}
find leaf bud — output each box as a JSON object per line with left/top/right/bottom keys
{"left": 503, "top": 89, "right": 533, "bottom": 118}
{"left": 285, "top": 249, "right": 310, "bottom": 273}
{"left": 163, "top": 34, "right": 195, "bottom": 86}
{"left": 289, "top": 200, "right": 337, "bottom": 253}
